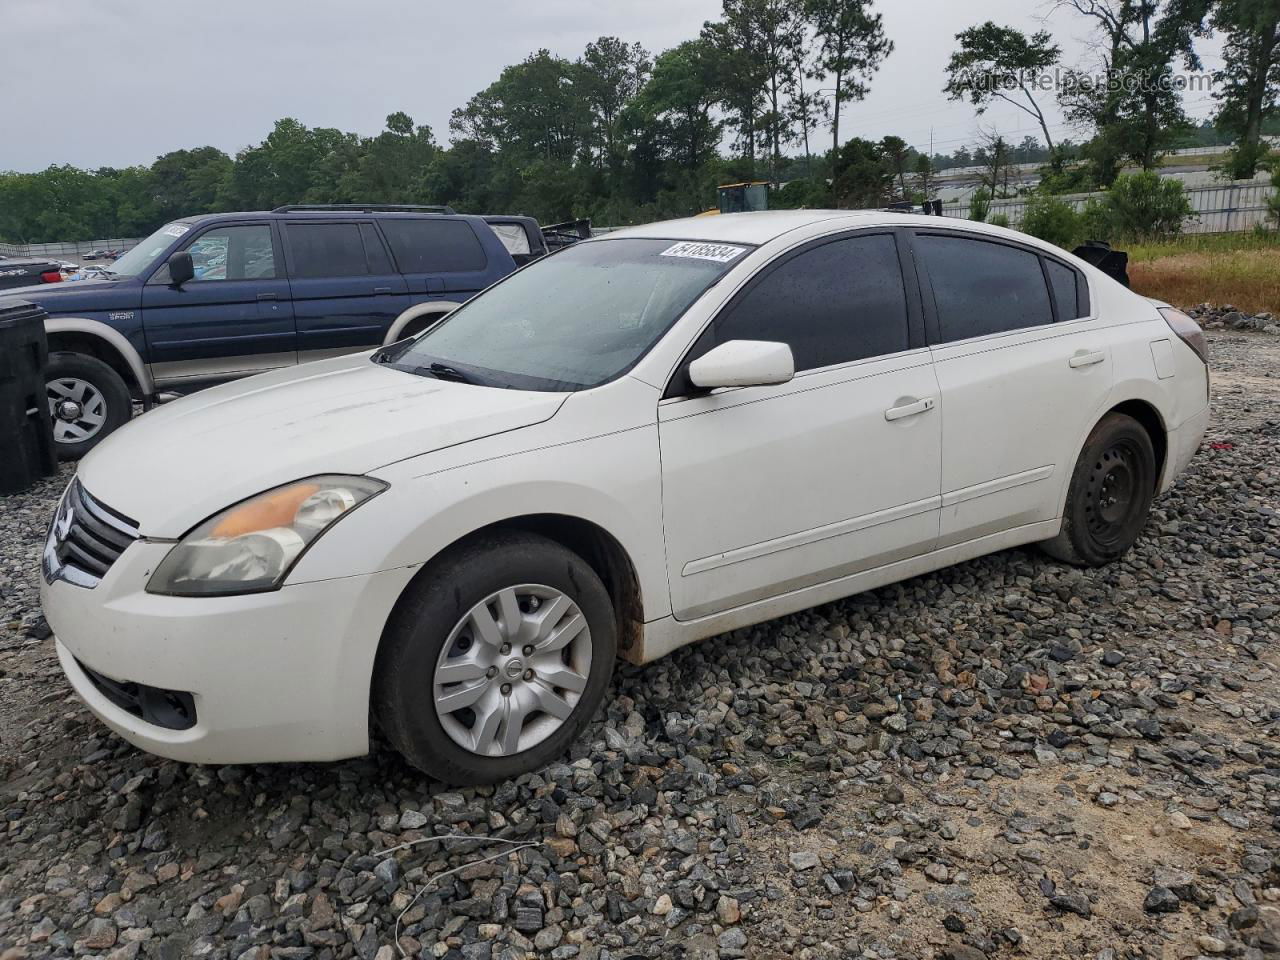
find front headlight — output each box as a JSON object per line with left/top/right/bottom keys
{"left": 147, "top": 475, "right": 387, "bottom": 596}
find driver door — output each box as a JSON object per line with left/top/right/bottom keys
{"left": 141, "top": 222, "right": 296, "bottom": 385}
{"left": 658, "top": 231, "right": 943, "bottom": 621}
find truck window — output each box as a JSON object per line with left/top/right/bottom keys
{"left": 380, "top": 219, "right": 487, "bottom": 273}
{"left": 286, "top": 223, "right": 371, "bottom": 278}
{"left": 187, "top": 225, "right": 276, "bottom": 281}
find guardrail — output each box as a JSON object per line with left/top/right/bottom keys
{"left": 0, "top": 238, "right": 140, "bottom": 259}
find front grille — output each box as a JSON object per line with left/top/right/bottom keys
{"left": 43, "top": 478, "right": 140, "bottom": 588}
{"left": 76, "top": 658, "right": 197, "bottom": 730}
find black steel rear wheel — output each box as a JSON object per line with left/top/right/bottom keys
{"left": 1041, "top": 413, "right": 1157, "bottom": 567}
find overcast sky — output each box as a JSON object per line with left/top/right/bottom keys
{"left": 5, "top": 0, "right": 1224, "bottom": 173}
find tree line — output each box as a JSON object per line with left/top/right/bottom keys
{"left": 1, "top": 0, "right": 1278, "bottom": 244}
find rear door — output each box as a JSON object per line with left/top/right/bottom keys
{"left": 909, "top": 230, "right": 1111, "bottom": 547}
{"left": 284, "top": 220, "right": 410, "bottom": 363}
{"left": 141, "top": 221, "right": 296, "bottom": 384}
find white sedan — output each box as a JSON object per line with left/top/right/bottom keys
{"left": 40, "top": 210, "right": 1210, "bottom": 784}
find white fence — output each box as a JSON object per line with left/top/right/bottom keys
{"left": 0, "top": 238, "right": 139, "bottom": 259}
{"left": 943, "top": 181, "right": 1276, "bottom": 234}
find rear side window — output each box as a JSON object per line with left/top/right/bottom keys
{"left": 917, "top": 234, "right": 1053, "bottom": 342}
{"left": 704, "top": 233, "right": 909, "bottom": 372}
{"left": 1045, "top": 258, "right": 1087, "bottom": 320}
{"left": 380, "top": 219, "right": 488, "bottom": 273}
{"left": 287, "top": 223, "right": 370, "bottom": 278}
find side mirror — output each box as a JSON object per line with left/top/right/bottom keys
{"left": 167, "top": 251, "right": 194, "bottom": 287}
{"left": 688, "top": 340, "right": 795, "bottom": 391}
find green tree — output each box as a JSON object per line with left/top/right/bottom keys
{"left": 1211, "top": 0, "right": 1280, "bottom": 178}
{"left": 1020, "top": 194, "right": 1083, "bottom": 247}
{"left": 1096, "top": 170, "right": 1195, "bottom": 239}
{"left": 944, "top": 23, "right": 1062, "bottom": 156}
{"left": 805, "top": 0, "right": 892, "bottom": 155}
{"left": 830, "top": 137, "right": 892, "bottom": 207}
{"left": 449, "top": 50, "right": 591, "bottom": 162}
{"left": 580, "top": 37, "right": 652, "bottom": 163}
{"left": 150, "top": 147, "right": 233, "bottom": 221}
{"left": 633, "top": 39, "right": 723, "bottom": 169}
{"left": 879, "top": 135, "right": 910, "bottom": 199}
{"left": 1058, "top": 0, "right": 1212, "bottom": 184}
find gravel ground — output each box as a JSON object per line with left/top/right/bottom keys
{"left": 2, "top": 330, "right": 1278, "bottom": 960}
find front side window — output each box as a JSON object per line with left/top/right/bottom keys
{"left": 388, "top": 238, "right": 746, "bottom": 391}
{"left": 187, "top": 225, "right": 276, "bottom": 282}
{"left": 917, "top": 234, "right": 1053, "bottom": 342}
{"left": 697, "top": 233, "right": 910, "bottom": 372}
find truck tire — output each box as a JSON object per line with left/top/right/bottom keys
{"left": 46, "top": 352, "right": 132, "bottom": 460}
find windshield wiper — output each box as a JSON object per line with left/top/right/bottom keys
{"left": 418, "top": 362, "right": 477, "bottom": 384}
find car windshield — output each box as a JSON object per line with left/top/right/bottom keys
{"left": 388, "top": 237, "right": 750, "bottom": 391}
{"left": 106, "top": 222, "right": 192, "bottom": 277}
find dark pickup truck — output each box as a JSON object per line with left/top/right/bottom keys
{"left": 6, "top": 204, "right": 590, "bottom": 459}
{"left": 0, "top": 257, "right": 67, "bottom": 292}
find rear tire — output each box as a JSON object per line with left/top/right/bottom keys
{"left": 373, "top": 532, "right": 617, "bottom": 785}
{"left": 1041, "top": 412, "right": 1157, "bottom": 567}
{"left": 46, "top": 352, "right": 132, "bottom": 461}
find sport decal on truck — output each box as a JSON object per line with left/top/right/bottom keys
{"left": 659, "top": 242, "right": 747, "bottom": 264}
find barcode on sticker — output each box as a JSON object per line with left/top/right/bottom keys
{"left": 660, "top": 242, "right": 746, "bottom": 263}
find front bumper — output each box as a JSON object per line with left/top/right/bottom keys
{"left": 42, "top": 539, "right": 418, "bottom": 764}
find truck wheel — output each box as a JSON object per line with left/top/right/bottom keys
{"left": 46, "top": 352, "right": 132, "bottom": 460}
{"left": 374, "top": 531, "right": 617, "bottom": 785}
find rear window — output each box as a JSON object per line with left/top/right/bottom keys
{"left": 380, "top": 218, "right": 488, "bottom": 273}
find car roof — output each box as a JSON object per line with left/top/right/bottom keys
{"left": 600, "top": 209, "right": 1038, "bottom": 246}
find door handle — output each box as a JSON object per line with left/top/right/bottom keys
{"left": 1069, "top": 350, "right": 1106, "bottom": 368}
{"left": 884, "top": 396, "right": 936, "bottom": 422}
{"left": 257, "top": 293, "right": 277, "bottom": 301}
{"left": 373, "top": 286, "right": 392, "bottom": 294}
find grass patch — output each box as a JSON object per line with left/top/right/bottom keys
{"left": 1128, "top": 244, "right": 1280, "bottom": 314}
{"left": 1125, "top": 231, "right": 1280, "bottom": 262}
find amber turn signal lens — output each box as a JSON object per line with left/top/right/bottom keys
{"left": 211, "top": 483, "right": 320, "bottom": 538}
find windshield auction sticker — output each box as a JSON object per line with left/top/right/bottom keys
{"left": 162, "top": 224, "right": 190, "bottom": 238}
{"left": 659, "top": 242, "right": 747, "bottom": 264}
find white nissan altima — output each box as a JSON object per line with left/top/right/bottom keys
{"left": 40, "top": 210, "right": 1210, "bottom": 784}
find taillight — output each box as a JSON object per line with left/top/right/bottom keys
{"left": 39, "top": 271, "right": 63, "bottom": 284}
{"left": 1158, "top": 307, "right": 1208, "bottom": 365}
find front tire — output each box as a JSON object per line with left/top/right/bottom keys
{"left": 46, "top": 352, "right": 132, "bottom": 461}
{"left": 1041, "top": 412, "right": 1157, "bottom": 567}
{"left": 373, "top": 532, "right": 617, "bottom": 784}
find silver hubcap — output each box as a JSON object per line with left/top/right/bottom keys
{"left": 47, "top": 378, "right": 107, "bottom": 444}
{"left": 432, "top": 584, "right": 592, "bottom": 757}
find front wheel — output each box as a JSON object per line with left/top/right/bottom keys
{"left": 373, "top": 532, "right": 617, "bottom": 784}
{"left": 1041, "top": 412, "right": 1157, "bottom": 567}
{"left": 46, "top": 352, "right": 132, "bottom": 461}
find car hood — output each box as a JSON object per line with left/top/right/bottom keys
{"left": 77, "top": 353, "right": 568, "bottom": 537}
{"left": 3, "top": 275, "right": 140, "bottom": 310}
